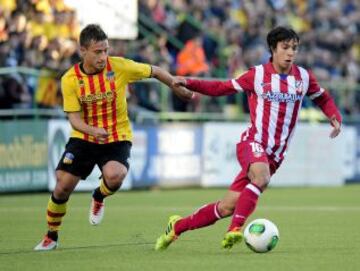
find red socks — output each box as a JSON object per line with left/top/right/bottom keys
{"left": 228, "top": 183, "right": 262, "bottom": 231}
{"left": 174, "top": 202, "right": 222, "bottom": 235}
{"left": 173, "top": 183, "right": 262, "bottom": 235}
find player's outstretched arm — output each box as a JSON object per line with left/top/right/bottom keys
{"left": 67, "top": 112, "right": 108, "bottom": 142}
{"left": 172, "top": 76, "right": 238, "bottom": 97}
{"left": 151, "top": 65, "right": 193, "bottom": 101}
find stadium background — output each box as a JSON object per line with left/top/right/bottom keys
{"left": 0, "top": 1, "right": 359, "bottom": 270}
{"left": 0, "top": 0, "right": 359, "bottom": 192}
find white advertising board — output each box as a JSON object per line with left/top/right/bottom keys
{"left": 271, "top": 123, "right": 356, "bottom": 186}
{"left": 201, "top": 122, "right": 248, "bottom": 187}
{"left": 65, "top": 0, "right": 138, "bottom": 39}
{"left": 202, "top": 122, "right": 356, "bottom": 187}
{"left": 155, "top": 125, "right": 202, "bottom": 186}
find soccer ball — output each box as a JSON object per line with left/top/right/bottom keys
{"left": 244, "top": 218, "right": 279, "bottom": 253}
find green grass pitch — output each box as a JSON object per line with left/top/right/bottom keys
{"left": 0, "top": 185, "right": 359, "bottom": 271}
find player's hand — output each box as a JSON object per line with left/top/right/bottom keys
{"left": 172, "top": 76, "right": 187, "bottom": 88}
{"left": 90, "top": 127, "right": 109, "bottom": 142}
{"left": 172, "top": 76, "right": 194, "bottom": 101}
{"left": 172, "top": 86, "right": 194, "bottom": 102}
{"left": 329, "top": 115, "right": 341, "bottom": 138}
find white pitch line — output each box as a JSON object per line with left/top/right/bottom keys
{"left": 258, "top": 206, "right": 360, "bottom": 212}
{"left": 0, "top": 206, "right": 360, "bottom": 212}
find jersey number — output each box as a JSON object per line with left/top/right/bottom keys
{"left": 250, "top": 142, "right": 264, "bottom": 153}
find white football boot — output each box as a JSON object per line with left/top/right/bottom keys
{"left": 89, "top": 198, "right": 105, "bottom": 225}
{"left": 34, "top": 235, "right": 58, "bottom": 251}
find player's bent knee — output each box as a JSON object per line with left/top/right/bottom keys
{"left": 249, "top": 168, "right": 270, "bottom": 189}
{"left": 104, "top": 171, "right": 126, "bottom": 183}
{"left": 252, "top": 175, "right": 270, "bottom": 190}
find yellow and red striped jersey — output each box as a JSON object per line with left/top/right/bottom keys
{"left": 61, "top": 56, "right": 151, "bottom": 143}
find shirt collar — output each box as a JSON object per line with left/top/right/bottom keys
{"left": 265, "top": 59, "right": 295, "bottom": 76}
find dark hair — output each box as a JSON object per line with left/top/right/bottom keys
{"left": 267, "top": 26, "right": 299, "bottom": 56}
{"left": 79, "top": 24, "right": 107, "bottom": 48}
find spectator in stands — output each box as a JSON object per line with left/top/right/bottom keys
{"left": 0, "top": 14, "right": 8, "bottom": 42}
{"left": 131, "top": 43, "right": 162, "bottom": 112}
{"left": 0, "top": 74, "right": 31, "bottom": 109}
{"left": 174, "top": 34, "right": 209, "bottom": 111}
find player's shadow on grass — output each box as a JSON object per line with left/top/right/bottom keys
{"left": 0, "top": 239, "right": 200, "bottom": 256}
{"left": 0, "top": 241, "right": 154, "bottom": 256}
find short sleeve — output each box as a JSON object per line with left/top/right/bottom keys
{"left": 233, "top": 67, "right": 255, "bottom": 93}
{"left": 61, "top": 75, "right": 81, "bottom": 112}
{"left": 122, "top": 59, "right": 152, "bottom": 83}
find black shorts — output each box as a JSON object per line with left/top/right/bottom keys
{"left": 56, "top": 138, "right": 132, "bottom": 180}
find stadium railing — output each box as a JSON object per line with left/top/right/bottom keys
{"left": 0, "top": 66, "right": 359, "bottom": 123}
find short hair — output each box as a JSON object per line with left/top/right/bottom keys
{"left": 267, "top": 26, "right": 299, "bottom": 56}
{"left": 79, "top": 24, "right": 107, "bottom": 48}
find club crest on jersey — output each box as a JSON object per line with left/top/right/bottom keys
{"left": 260, "top": 82, "right": 272, "bottom": 92}
{"left": 295, "top": 80, "right": 303, "bottom": 94}
{"left": 63, "top": 152, "right": 74, "bottom": 165}
{"left": 106, "top": 71, "right": 115, "bottom": 81}
{"left": 78, "top": 79, "right": 84, "bottom": 87}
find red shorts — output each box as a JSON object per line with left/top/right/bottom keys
{"left": 229, "top": 140, "right": 281, "bottom": 192}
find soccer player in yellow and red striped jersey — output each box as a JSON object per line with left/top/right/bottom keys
{"left": 34, "top": 24, "right": 193, "bottom": 251}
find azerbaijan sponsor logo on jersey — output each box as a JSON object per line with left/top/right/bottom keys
{"left": 261, "top": 92, "right": 302, "bottom": 103}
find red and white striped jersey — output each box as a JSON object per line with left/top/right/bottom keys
{"left": 186, "top": 61, "right": 341, "bottom": 163}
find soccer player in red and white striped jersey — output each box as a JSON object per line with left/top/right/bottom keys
{"left": 155, "top": 26, "right": 342, "bottom": 251}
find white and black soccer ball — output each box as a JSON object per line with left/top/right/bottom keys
{"left": 244, "top": 218, "right": 279, "bottom": 253}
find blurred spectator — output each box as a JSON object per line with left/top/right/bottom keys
{"left": 176, "top": 35, "right": 209, "bottom": 77}
{"left": 0, "top": 0, "right": 16, "bottom": 15}
{"left": 174, "top": 35, "right": 209, "bottom": 111}
{"left": 0, "top": 74, "right": 31, "bottom": 109}
{"left": 35, "top": 69, "right": 61, "bottom": 108}
{"left": 130, "top": 44, "right": 161, "bottom": 112}
{"left": 0, "top": 15, "right": 8, "bottom": 42}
